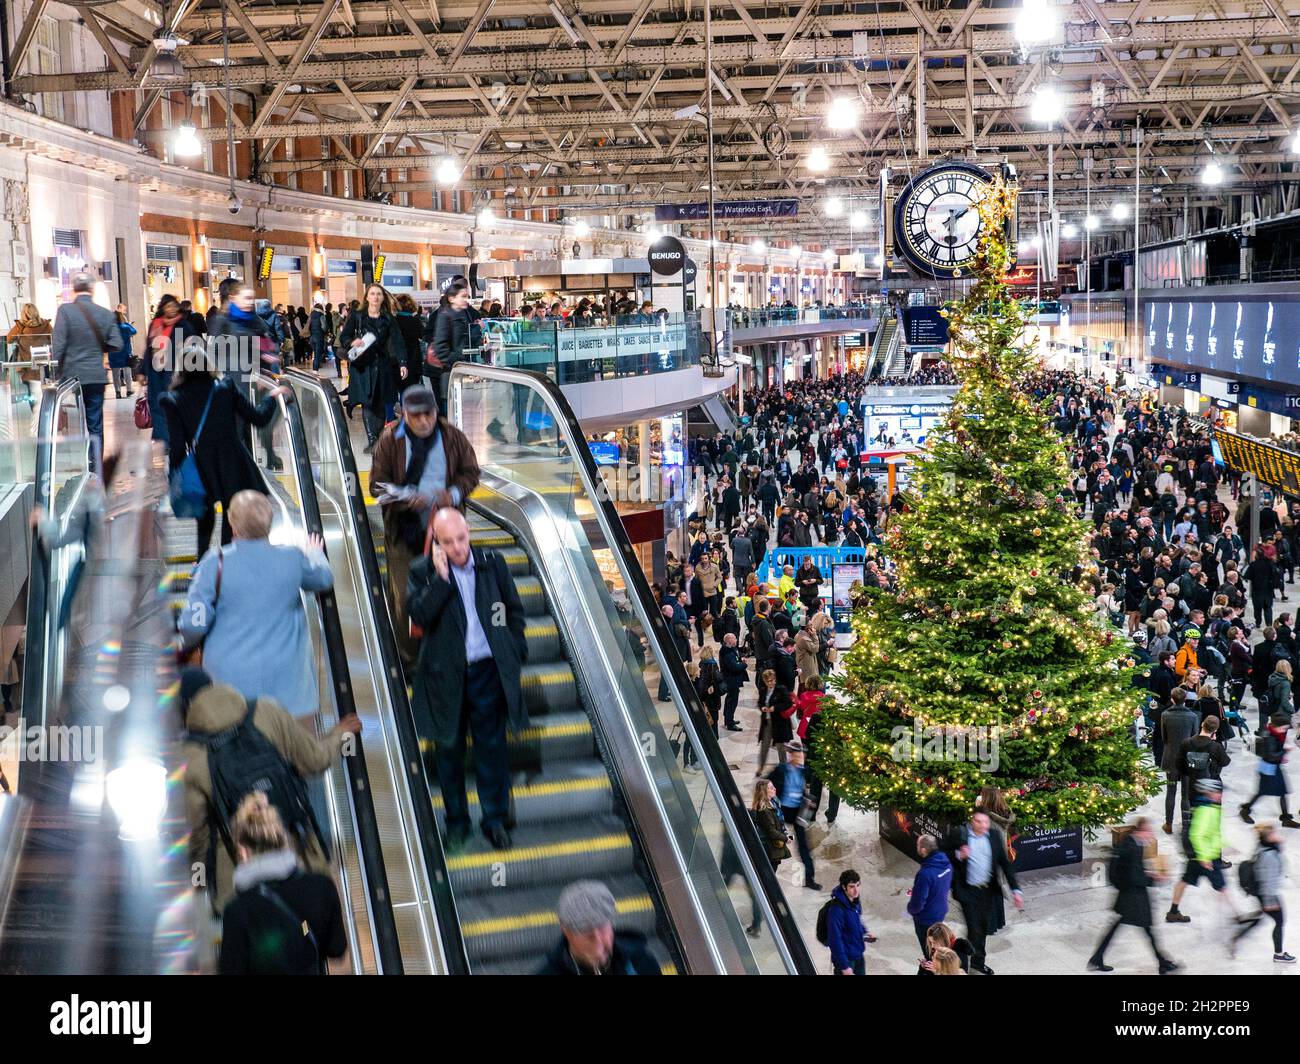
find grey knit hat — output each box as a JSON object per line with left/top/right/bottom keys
{"left": 556, "top": 880, "right": 617, "bottom": 933}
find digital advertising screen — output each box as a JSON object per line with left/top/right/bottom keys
{"left": 1145, "top": 296, "right": 1300, "bottom": 386}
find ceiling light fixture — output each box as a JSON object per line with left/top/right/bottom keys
{"left": 805, "top": 145, "right": 831, "bottom": 172}
{"left": 435, "top": 157, "right": 460, "bottom": 185}
{"left": 824, "top": 197, "right": 843, "bottom": 217}
{"left": 171, "top": 120, "right": 202, "bottom": 158}
{"left": 1111, "top": 201, "right": 1129, "bottom": 221}
{"left": 826, "top": 96, "right": 861, "bottom": 132}
{"left": 1201, "top": 160, "right": 1225, "bottom": 186}
{"left": 1029, "top": 83, "right": 1062, "bottom": 125}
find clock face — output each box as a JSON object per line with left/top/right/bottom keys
{"left": 893, "top": 162, "right": 996, "bottom": 278}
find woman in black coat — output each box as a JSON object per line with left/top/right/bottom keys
{"left": 161, "top": 363, "right": 288, "bottom": 552}
{"left": 339, "top": 283, "right": 401, "bottom": 452}
{"left": 392, "top": 293, "right": 425, "bottom": 397}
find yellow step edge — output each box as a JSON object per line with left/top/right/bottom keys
{"left": 430, "top": 775, "right": 609, "bottom": 810}
{"left": 461, "top": 894, "right": 653, "bottom": 938}
{"left": 511, "top": 721, "right": 591, "bottom": 742}
{"left": 445, "top": 832, "right": 630, "bottom": 871}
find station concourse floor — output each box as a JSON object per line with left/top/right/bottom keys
{"left": 101, "top": 381, "right": 1300, "bottom": 975}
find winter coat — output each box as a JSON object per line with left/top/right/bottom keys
{"left": 535, "top": 931, "right": 661, "bottom": 975}
{"left": 340, "top": 309, "right": 400, "bottom": 415}
{"left": 1109, "top": 831, "right": 1155, "bottom": 927}
{"left": 751, "top": 805, "right": 790, "bottom": 864}
{"left": 794, "top": 628, "right": 820, "bottom": 683}
{"left": 160, "top": 375, "right": 277, "bottom": 512}
{"left": 1269, "top": 671, "right": 1295, "bottom": 716}
{"left": 826, "top": 885, "right": 866, "bottom": 971}
{"left": 183, "top": 682, "right": 347, "bottom": 911}
{"left": 906, "top": 850, "right": 953, "bottom": 926}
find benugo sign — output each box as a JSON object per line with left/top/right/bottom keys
{"left": 555, "top": 323, "right": 688, "bottom": 362}
{"left": 648, "top": 235, "right": 687, "bottom": 276}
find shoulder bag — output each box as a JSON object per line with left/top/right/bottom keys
{"left": 169, "top": 383, "right": 219, "bottom": 519}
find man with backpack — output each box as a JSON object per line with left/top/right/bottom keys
{"left": 818, "top": 869, "right": 868, "bottom": 975}
{"left": 1231, "top": 822, "right": 1294, "bottom": 963}
{"left": 1087, "top": 817, "right": 1178, "bottom": 973}
{"left": 180, "top": 668, "right": 361, "bottom": 913}
{"left": 1167, "top": 778, "right": 1238, "bottom": 924}
{"left": 1159, "top": 689, "right": 1200, "bottom": 835}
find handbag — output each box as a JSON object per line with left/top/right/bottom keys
{"left": 133, "top": 392, "right": 152, "bottom": 430}
{"left": 177, "top": 548, "right": 222, "bottom": 667}
{"left": 169, "top": 383, "right": 218, "bottom": 519}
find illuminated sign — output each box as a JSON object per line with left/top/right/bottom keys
{"left": 374, "top": 253, "right": 386, "bottom": 282}
{"left": 1214, "top": 429, "right": 1300, "bottom": 496}
{"left": 257, "top": 245, "right": 274, "bottom": 281}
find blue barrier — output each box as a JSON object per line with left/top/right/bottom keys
{"left": 757, "top": 546, "right": 868, "bottom": 584}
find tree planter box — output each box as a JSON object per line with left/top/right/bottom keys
{"left": 881, "top": 807, "right": 1083, "bottom": 872}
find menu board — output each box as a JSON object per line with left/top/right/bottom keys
{"left": 1213, "top": 429, "right": 1300, "bottom": 496}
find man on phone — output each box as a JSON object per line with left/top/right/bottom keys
{"left": 369, "top": 385, "right": 480, "bottom": 665}
{"left": 407, "top": 507, "right": 528, "bottom": 850}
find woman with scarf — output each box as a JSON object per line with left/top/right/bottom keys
{"left": 136, "top": 294, "right": 197, "bottom": 448}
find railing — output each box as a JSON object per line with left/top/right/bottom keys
{"left": 757, "top": 545, "right": 869, "bottom": 584}
{"left": 477, "top": 311, "right": 704, "bottom": 384}
{"left": 727, "top": 305, "right": 879, "bottom": 329}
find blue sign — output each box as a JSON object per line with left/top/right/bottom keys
{"left": 901, "top": 307, "right": 950, "bottom": 347}
{"left": 588, "top": 441, "right": 620, "bottom": 466}
{"left": 655, "top": 199, "right": 799, "bottom": 222}
{"left": 327, "top": 259, "right": 357, "bottom": 275}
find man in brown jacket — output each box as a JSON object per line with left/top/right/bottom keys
{"left": 368, "top": 384, "right": 481, "bottom": 665}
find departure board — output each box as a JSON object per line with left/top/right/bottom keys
{"left": 1213, "top": 429, "right": 1300, "bottom": 496}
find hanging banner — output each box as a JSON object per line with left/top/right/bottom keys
{"left": 655, "top": 199, "right": 799, "bottom": 222}
{"left": 555, "top": 322, "right": 688, "bottom": 363}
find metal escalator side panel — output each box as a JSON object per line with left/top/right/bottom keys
{"left": 283, "top": 368, "right": 469, "bottom": 976}
{"left": 261, "top": 375, "right": 405, "bottom": 974}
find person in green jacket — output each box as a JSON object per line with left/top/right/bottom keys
{"left": 1167, "top": 778, "right": 1240, "bottom": 924}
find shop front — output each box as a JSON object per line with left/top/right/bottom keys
{"left": 381, "top": 260, "right": 418, "bottom": 298}
{"left": 268, "top": 253, "right": 305, "bottom": 308}
{"left": 144, "top": 240, "right": 189, "bottom": 311}
{"left": 327, "top": 257, "right": 359, "bottom": 306}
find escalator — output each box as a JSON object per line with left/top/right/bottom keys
{"left": 867, "top": 314, "right": 898, "bottom": 378}
{"left": 285, "top": 366, "right": 815, "bottom": 975}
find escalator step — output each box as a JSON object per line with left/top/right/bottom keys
{"left": 522, "top": 617, "right": 560, "bottom": 661}
{"left": 456, "top": 875, "right": 657, "bottom": 968}
{"left": 430, "top": 763, "right": 613, "bottom": 825}
{"left": 519, "top": 661, "right": 576, "bottom": 714}
{"left": 512, "top": 576, "right": 544, "bottom": 614}
{"left": 470, "top": 528, "right": 516, "bottom": 548}
{"left": 503, "top": 710, "right": 593, "bottom": 765}
{"left": 445, "top": 815, "right": 634, "bottom": 894}
{"left": 497, "top": 546, "right": 530, "bottom": 575}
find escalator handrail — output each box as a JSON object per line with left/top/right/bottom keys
{"left": 449, "top": 362, "right": 817, "bottom": 975}
{"left": 266, "top": 376, "right": 406, "bottom": 974}
{"left": 283, "top": 368, "right": 471, "bottom": 976}
{"left": 20, "top": 377, "right": 87, "bottom": 740}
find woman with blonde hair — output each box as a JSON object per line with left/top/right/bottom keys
{"left": 1270, "top": 658, "right": 1295, "bottom": 719}
{"left": 218, "top": 792, "right": 347, "bottom": 974}
{"left": 930, "top": 947, "right": 966, "bottom": 975}
{"left": 918, "top": 922, "right": 973, "bottom": 974}
{"left": 748, "top": 777, "right": 789, "bottom": 870}
{"left": 5, "top": 302, "right": 51, "bottom": 362}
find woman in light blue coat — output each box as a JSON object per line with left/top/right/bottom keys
{"left": 180, "top": 490, "right": 333, "bottom": 715}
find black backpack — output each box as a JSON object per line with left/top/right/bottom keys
{"left": 815, "top": 897, "right": 840, "bottom": 946}
{"left": 189, "top": 698, "right": 329, "bottom": 882}
{"left": 1239, "top": 856, "right": 1260, "bottom": 898}
{"left": 1184, "top": 746, "right": 1213, "bottom": 780}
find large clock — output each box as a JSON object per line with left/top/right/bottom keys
{"left": 892, "top": 161, "right": 1000, "bottom": 279}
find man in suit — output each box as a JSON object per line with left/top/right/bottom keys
{"left": 52, "top": 272, "right": 122, "bottom": 471}
{"left": 680, "top": 563, "right": 708, "bottom": 646}
{"left": 942, "top": 810, "right": 1024, "bottom": 974}
{"left": 719, "top": 632, "right": 747, "bottom": 731}
{"left": 408, "top": 506, "right": 528, "bottom": 850}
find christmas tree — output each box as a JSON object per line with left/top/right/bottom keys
{"left": 813, "top": 179, "right": 1160, "bottom": 831}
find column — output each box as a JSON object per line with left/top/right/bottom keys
{"left": 638, "top": 419, "right": 654, "bottom": 503}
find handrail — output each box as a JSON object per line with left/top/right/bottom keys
{"left": 266, "top": 375, "right": 407, "bottom": 974}
{"left": 449, "top": 361, "right": 816, "bottom": 975}
{"left": 284, "top": 367, "right": 471, "bottom": 976}
{"left": 20, "top": 377, "right": 86, "bottom": 738}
